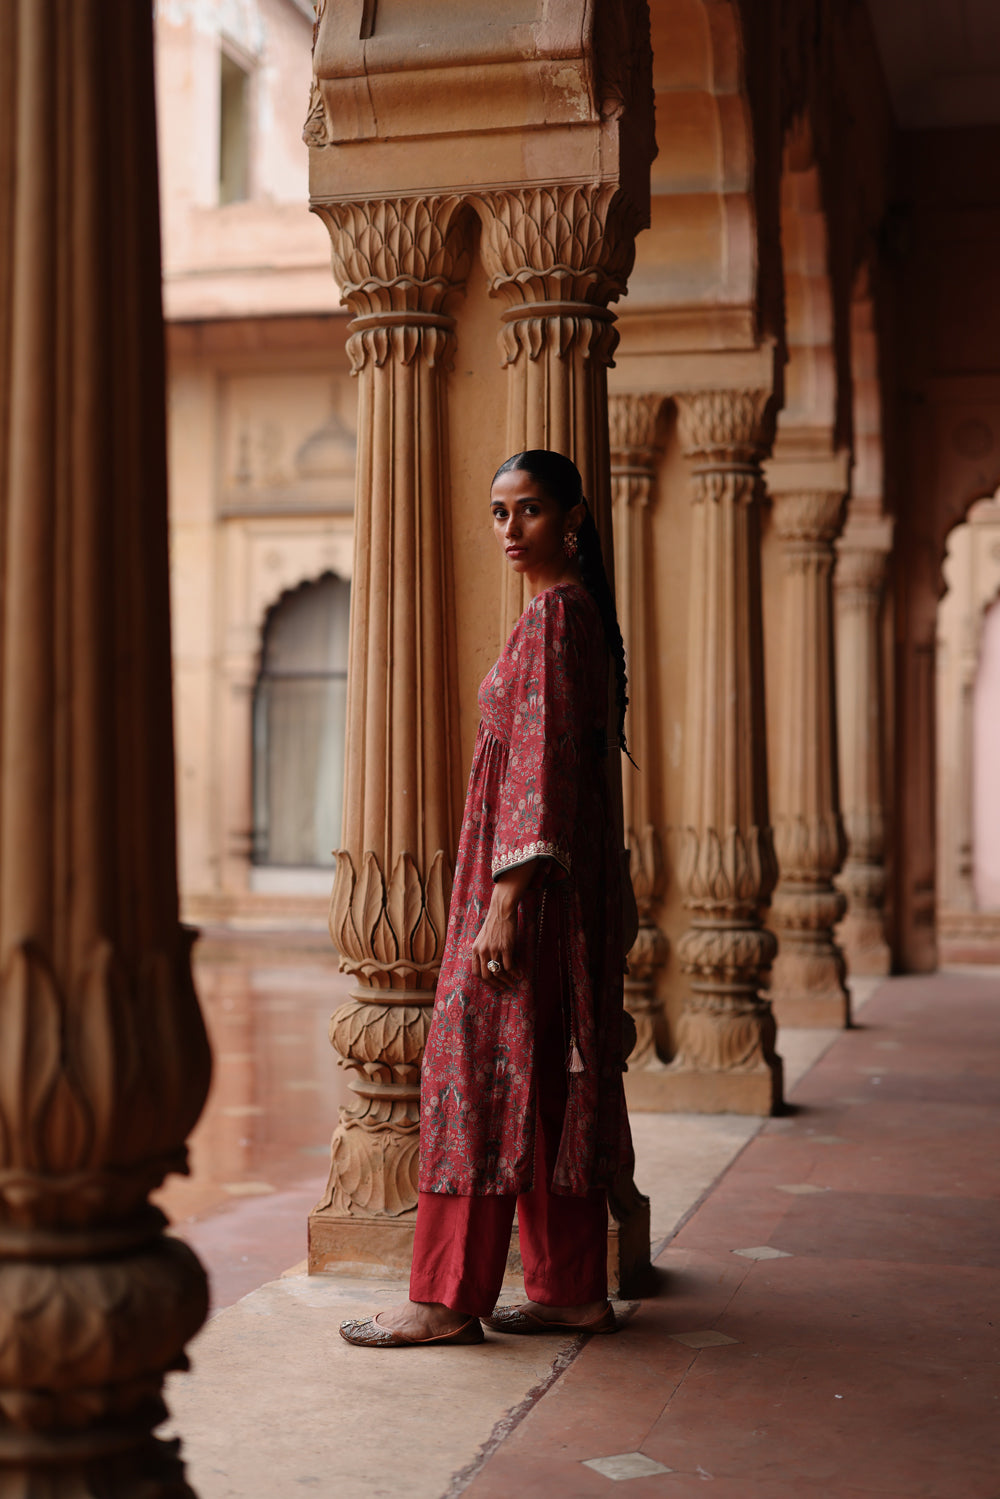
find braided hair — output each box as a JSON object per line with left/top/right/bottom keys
{"left": 492, "top": 450, "right": 632, "bottom": 759}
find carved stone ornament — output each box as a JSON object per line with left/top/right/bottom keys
{"left": 477, "top": 183, "right": 644, "bottom": 317}
{"left": 312, "top": 195, "right": 471, "bottom": 373}
{"left": 675, "top": 388, "right": 776, "bottom": 464}
{"left": 328, "top": 849, "right": 453, "bottom": 991}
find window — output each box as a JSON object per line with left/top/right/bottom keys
{"left": 252, "top": 575, "right": 350, "bottom": 868}
{"left": 219, "top": 51, "right": 250, "bottom": 204}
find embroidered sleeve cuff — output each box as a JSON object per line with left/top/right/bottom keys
{"left": 492, "top": 840, "right": 571, "bottom": 880}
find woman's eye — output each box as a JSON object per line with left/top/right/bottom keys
{"left": 492, "top": 509, "right": 506, "bottom": 520}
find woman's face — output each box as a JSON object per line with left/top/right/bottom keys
{"left": 490, "top": 469, "right": 578, "bottom": 585}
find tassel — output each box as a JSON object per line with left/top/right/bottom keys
{"left": 567, "top": 1036, "right": 585, "bottom": 1074}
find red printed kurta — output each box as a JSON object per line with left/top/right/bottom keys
{"left": 419, "top": 582, "right": 634, "bottom": 1197}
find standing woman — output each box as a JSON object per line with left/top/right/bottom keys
{"left": 341, "top": 449, "right": 636, "bottom": 1348}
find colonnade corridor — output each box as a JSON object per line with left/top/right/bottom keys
{"left": 163, "top": 966, "right": 1000, "bottom": 1497}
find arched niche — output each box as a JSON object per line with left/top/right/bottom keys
{"left": 250, "top": 571, "right": 352, "bottom": 892}
{"left": 897, "top": 436, "right": 1000, "bottom": 972}
{"left": 935, "top": 497, "right": 1000, "bottom": 958}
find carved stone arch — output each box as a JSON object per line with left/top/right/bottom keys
{"left": 898, "top": 426, "right": 1000, "bottom": 972}
{"left": 936, "top": 494, "right": 1000, "bottom": 943}
{"left": 254, "top": 566, "right": 352, "bottom": 671}
{"left": 251, "top": 570, "right": 352, "bottom": 872}
{"left": 624, "top": 0, "right": 773, "bottom": 334}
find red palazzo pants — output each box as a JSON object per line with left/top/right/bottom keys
{"left": 409, "top": 941, "right": 609, "bottom": 1319}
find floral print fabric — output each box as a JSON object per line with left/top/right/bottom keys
{"left": 419, "top": 583, "right": 634, "bottom": 1197}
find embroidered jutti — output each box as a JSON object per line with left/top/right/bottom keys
{"left": 419, "top": 582, "right": 634, "bottom": 1197}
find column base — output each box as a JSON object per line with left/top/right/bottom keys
{"left": 506, "top": 1215, "right": 651, "bottom": 1298}
{"left": 770, "top": 951, "right": 851, "bottom": 1028}
{"left": 771, "top": 991, "right": 851, "bottom": 1028}
{"left": 836, "top": 916, "right": 891, "bottom": 976}
{"left": 625, "top": 1059, "right": 783, "bottom": 1116}
{"left": 308, "top": 1207, "right": 416, "bottom": 1278}
{"left": 309, "top": 1204, "right": 651, "bottom": 1300}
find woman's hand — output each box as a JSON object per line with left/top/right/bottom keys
{"left": 471, "top": 861, "right": 541, "bottom": 988}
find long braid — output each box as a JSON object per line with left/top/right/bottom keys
{"left": 492, "top": 450, "right": 633, "bottom": 761}
{"left": 575, "top": 502, "right": 633, "bottom": 761}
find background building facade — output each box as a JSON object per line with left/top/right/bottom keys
{"left": 157, "top": 0, "right": 356, "bottom": 928}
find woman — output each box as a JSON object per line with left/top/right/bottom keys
{"left": 340, "top": 450, "right": 635, "bottom": 1348}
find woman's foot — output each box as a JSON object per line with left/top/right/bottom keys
{"left": 516, "top": 1299, "right": 608, "bottom": 1325}
{"left": 339, "top": 1299, "right": 485, "bottom": 1348}
{"left": 371, "top": 1300, "right": 472, "bottom": 1340}
{"left": 484, "top": 1299, "right": 616, "bottom": 1335}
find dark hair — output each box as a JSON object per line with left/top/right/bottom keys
{"left": 492, "top": 449, "right": 632, "bottom": 759}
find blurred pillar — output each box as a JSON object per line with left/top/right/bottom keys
{"left": 0, "top": 2, "right": 210, "bottom": 1491}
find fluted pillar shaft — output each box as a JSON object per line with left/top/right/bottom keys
{"left": 669, "top": 391, "right": 783, "bottom": 1115}
{"left": 835, "top": 537, "right": 892, "bottom": 974}
{"left": 0, "top": 2, "right": 211, "bottom": 1491}
{"left": 769, "top": 491, "right": 850, "bottom": 1026}
{"left": 609, "top": 394, "right": 667, "bottom": 1068}
{"left": 309, "top": 197, "right": 466, "bottom": 1272}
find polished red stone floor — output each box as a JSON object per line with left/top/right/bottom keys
{"left": 154, "top": 936, "right": 354, "bottom": 1309}
{"left": 461, "top": 971, "right": 1000, "bottom": 1499}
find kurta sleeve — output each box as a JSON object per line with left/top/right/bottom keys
{"left": 491, "top": 589, "right": 592, "bottom": 880}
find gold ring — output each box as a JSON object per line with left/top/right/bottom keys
{"left": 486, "top": 959, "right": 501, "bottom": 975}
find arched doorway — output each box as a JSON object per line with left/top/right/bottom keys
{"left": 974, "top": 593, "right": 1000, "bottom": 909}
{"left": 251, "top": 572, "right": 350, "bottom": 879}
{"left": 936, "top": 498, "right": 1000, "bottom": 959}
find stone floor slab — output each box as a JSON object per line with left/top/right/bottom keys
{"left": 582, "top": 1452, "right": 673, "bottom": 1480}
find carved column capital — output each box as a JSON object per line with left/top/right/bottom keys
{"left": 475, "top": 184, "right": 644, "bottom": 375}
{"left": 773, "top": 490, "right": 846, "bottom": 546}
{"left": 476, "top": 183, "right": 642, "bottom": 307}
{"left": 674, "top": 388, "right": 775, "bottom": 462}
{"left": 835, "top": 541, "right": 890, "bottom": 599}
{"left": 609, "top": 392, "right": 662, "bottom": 477}
{"left": 314, "top": 195, "right": 470, "bottom": 372}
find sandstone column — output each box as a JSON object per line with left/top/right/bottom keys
{"left": 768, "top": 490, "right": 850, "bottom": 1026}
{"left": 668, "top": 390, "right": 783, "bottom": 1115}
{"left": 609, "top": 394, "right": 668, "bottom": 1068}
{"left": 308, "top": 197, "right": 467, "bottom": 1274}
{"left": 835, "top": 527, "right": 893, "bottom": 974}
{"left": 0, "top": 2, "right": 211, "bottom": 1491}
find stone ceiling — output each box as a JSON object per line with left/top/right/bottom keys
{"left": 866, "top": 0, "right": 1000, "bottom": 129}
